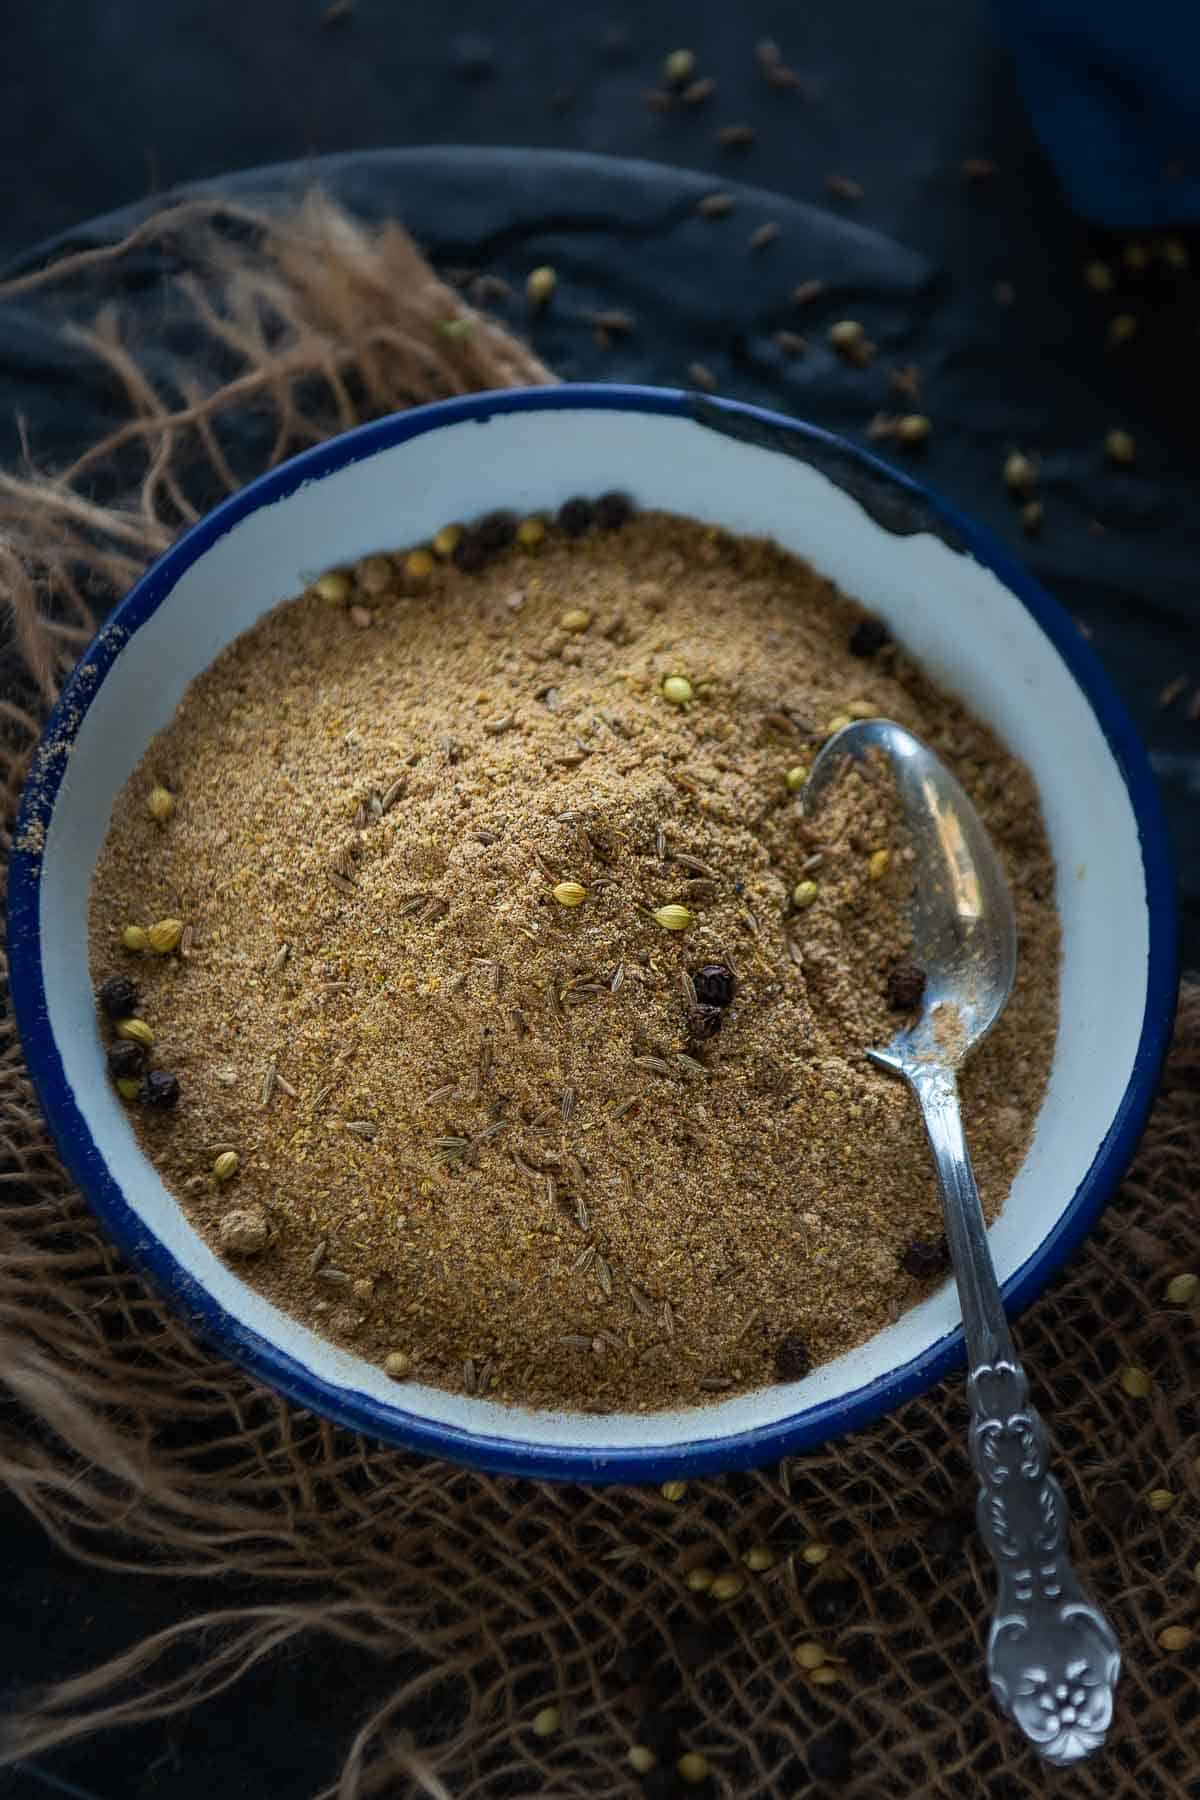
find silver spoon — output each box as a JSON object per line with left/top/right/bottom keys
{"left": 805, "top": 718, "right": 1120, "bottom": 1766}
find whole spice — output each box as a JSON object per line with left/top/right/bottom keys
{"left": 526, "top": 266, "right": 557, "bottom": 308}
{"left": 146, "top": 785, "right": 176, "bottom": 822}
{"left": 868, "top": 848, "right": 891, "bottom": 881}
{"left": 557, "top": 496, "right": 594, "bottom": 536}
{"left": 662, "top": 674, "right": 694, "bottom": 706}
{"left": 115, "top": 1077, "right": 141, "bottom": 1101}
{"left": 560, "top": 607, "right": 593, "bottom": 634}
{"left": 662, "top": 48, "right": 696, "bottom": 87}
{"left": 801, "top": 1542, "right": 829, "bottom": 1566}
{"left": 1084, "top": 260, "right": 1114, "bottom": 293}
{"left": 1159, "top": 1626, "right": 1194, "bottom": 1652}
{"left": 99, "top": 973, "right": 139, "bottom": 1020}
{"left": 1105, "top": 429, "right": 1136, "bottom": 465}
{"left": 595, "top": 490, "right": 634, "bottom": 530}
{"left": 686, "top": 1004, "right": 723, "bottom": 1041}
{"left": 1120, "top": 1366, "right": 1152, "bottom": 1398}
{"left": 383, "top": 1350, "right": 412, "bottom": 1379}
{"left": 886, "top": 958, "right": 927, "bottom": 1010}
{"left": 1165, "top": 1272, "right": 1199, "bottom": 1304}
{"left": 793, "top": 1641, "right": 826, "bottom": 1670}
{"left": 652, "top": 905, "right": 693, "bottom": 931}
{"left": 686, "top": 1566, "right": 715, "bottom": 1592}
{"left": 218, "top": 1206, "right": 269, "bottom": 1255}
{"left": 314, "top": 571, "right": 351, "bottom": 603}
{"left": 531, "top": 1705, "right": 561, "bottom": 1737}
{"left": 404, "top": 548, "right": 434, "bottom": 581}
{"left": 900, "top": 1237, "right": 948, "bottom": 1278}
{"left": 692, "top": 964, "right": 735, "bottom": 1008}
{"left": 147, "top": 918, "right": 184, "bottom": 955}
{"left": 516, "top": 516, "right": 546, "bottom": 550}
{"left": 1004, "top": 452, "right": 1037, "bottom": 493}
{"left": 115, "top": 1017, "right": 154, "bottom": 1049}
{"left": 774, "top": 1335, "right": 811, "bottom": 1379}
{"left": 742, "top": 1545, "right": 774, "bottom": 1571}
{"left": 895, "top": 414, "right": 932, "bottom": 446}
{"left": 660, "top": 1479, "right": 687, "bottom": 1501}
{"left": 848, "top": 615, "right": 891, "bottom": 657}
{"left": 676, "top": 1752, "right": 710, "bottom": 1785}
{"left": 628, "top": 1745, "right": 658, "bottom": 1774}
{"left": 107, "top": 1039, "right": 146, "bottom": 1079}
{"left": 213, "top": 1150, "right": 240, "bottom": 1183}
{"left": 139, "top": 1069, "right": 179, "bottom": 1107}
{"left": 696, "top": 192, "right": 735, "bottom": 218}
{"left": 431, "top": 523, "right": 462, "bottom": 559}
{"left": 792, "top": 880, "right": 818, "bottom": 910}
{"left": 553, "top": 881, "right": 587, "bottom": 907}
{"left": 1147, "top": 1489, "right": 1176, "bottom": 1513}
{"left": 122, "top": 925, "right": 151, "bottom": 952}
{"left": 710, "top": 1571, "right": 743, "bottom": 1600}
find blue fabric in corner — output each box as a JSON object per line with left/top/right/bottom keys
{"left": 994, "top": 0, "right": 1200, "bottom": 227}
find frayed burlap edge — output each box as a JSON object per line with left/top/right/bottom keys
{"left": 0, "top": 193, "right": 1196, "bottom": 1799}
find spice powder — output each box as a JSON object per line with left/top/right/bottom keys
{"left": 89, "top": 507, "right": 1059, "bottom": 1410}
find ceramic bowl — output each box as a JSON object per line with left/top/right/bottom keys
{"left": 8, "top": 385, "right": 1177, "bottom": 1480}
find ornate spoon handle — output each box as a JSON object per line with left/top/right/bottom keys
{"left": 900, "top": 1060, "right": 1121, "bottom": 1764}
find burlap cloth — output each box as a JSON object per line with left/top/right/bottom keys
{"left": 0, "top": 196, "right": 1196, "bottom": 1798}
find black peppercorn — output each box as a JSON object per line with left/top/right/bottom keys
{"left": 691, "top": 963, "right": 735, "bottom": 1009}
{"left": 886, "top": 957, "right": 927, "bottom": 1010}
{"left": 808, "top": 1580, "right": 857, "bottom": 1626}
{"left": 107, "top": 1040, "right": 146, "bottom": 1080}
{"left": 686, "top": 1003, "right": 723, "bottom": 1041}
{"left": 595, "top": 489, "right": 634, "bottom": 529}
{"left": 807, "top": 1722, "right": 855, "bottom": 1785}
{"left": 475, "top": 508, "right": 518, "bottom": 550}
{"left": 774, "top": 1334, "right": 811, "bottom": 1380}
{"left": 140, "top": 1070, "right": 181, "bottom": 1109}
{"left": 451, "top": 530, "right": 489, "bottom": 573}
{"left": 557, "top": 496, "right": 595, "bottom": 537}
{"left": 900, "top": 1236, "right": 949, "bottom": 1279}
{"left": 848, "top": 615, "right": 892, "bottom": 658}
{"left": 98, "top": 974, "right": 139, "bottom": 1021}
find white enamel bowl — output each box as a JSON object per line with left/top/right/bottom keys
{"left": 8, "top": 386, "right": 1177, "bottom": 1481}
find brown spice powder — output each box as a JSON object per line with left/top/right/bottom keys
{"left": 89, "top": 510, "right": 1059, "bottom": 1411}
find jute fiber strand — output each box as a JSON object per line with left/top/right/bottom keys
{"left": 0, "top": 194, "right": 1195, "bottom": 1798}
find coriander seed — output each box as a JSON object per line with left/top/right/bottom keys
{"left": 384, "top": 1350, "right": 412, "bottom": 1379}
{"left": 663, "top": 48, "right": 696, "bottom": 86}
{"left": 662, "top": 674, "right": 693, "bottom": 705}
{"left": 661, "top": 1479, "right": 687, "bottom": 1501}
{"left": 868, "top": 848, "right": 891, "bottom": 880}
{"left": 785, "top": 764, "right": 808, "bottom": 791}
{"left": 526, "top": 265, "right": 557, "bottom": 308}
{"left": 552, "top": 881, "right": 587, "bottom": 907}
{"left": 801, "top": 1542, "right": 829, "bottom": 1566}
{"left": 404, "top": 549, "right": 434, "bottom": 581}
{"left": 559, "top": 607, "right": 592, "bottom": 633}
{"left": 213, "top": 1151, "right": 240, "bottom": 1183}
{"left": 653, "top": 905, "right": 693, "bottom": 931}
{"left": 828, "top": 319, "right": 865, "bottom": 351}
{"left": 686, "top": 1567, "right": 715, "bottom": 1592}
{"left": 710, "top": 1571, "right": 743, "bottom": 1600}
{"left": 147, "top": 918, "right": 184, "bottom": 955}
{"left": 742, "top": 1545, "right": 774, "bottom": 1571}
{"left": 517, "top": 516, "right": 546, "bottom": 550}
{"left": 845, "top": 699, "right": 877, "bottom": 719}
{"left": 432, "top": 523, "right": 462, "bottom": 558}
{"left": 792, "top": 880, "right": 818, "bottom": 909}
{"left": 1105, "top": 429, "right": 1136, "bottom": 465}
{"left": 1084, "top": 260, "right": 1114, "bottom": 293}
{"left": 895, "top": 414, "right": 931, "bottom": 445}
{"left": 1108, "top": 313, "right": 1138, "bottom": 347}
{"left": 99, "top": 974, "right": 139, "bottom": 1020}
{"left": 146, "top": 784, "right": 176, "bottom": 823}
{"left": 531, "top": 1705, "right": 561, "bottom": 1738}
{"left": 115, "top": 1017, "right": 154, "bottom": 1049}
{"left": 628, "top": 1745, "right": 658, "bottom": 1774}
{"left": 116, "top": 1077, "right": 141, "bottom": 1100}
{"left": 1166, "top": 1272, "right": 1199, "bottom": 1304}
{"left": 677, "top": 1751, "right": 710, "bottom": 1785}
{"left": 825, "top": 712, "right": 852, "bottom": 735}
{"left": 1158, "top": 1625, "right": 1194, "bottom": 1652}
{"left": 1003, "top": 451, "right": 1037, "bottom": 493}
{"left": 1148, "top": 1488, "right": 1176, "bottom": 1512}
{"left": 792, "top": 1641, "right": 826, "bottom": 1670}
{"left": 809, "top": 1664, "right": 840, "bottom": 1686}
{"left": 1120, "top": 1365, "right": 1151, "bottom": 1398}
{"left": 122, "top": 925, "right": 151, "bottom": 952}
{"left": 314, "top": 571, "right": 351, "bottom": 604}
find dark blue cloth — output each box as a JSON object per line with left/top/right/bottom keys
{"left": 996, "top": 0, "right": 1200, "bottom": 226}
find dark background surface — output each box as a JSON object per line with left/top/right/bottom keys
{"left": 2, "top": 5, "right": 1198, "bottom": 1798}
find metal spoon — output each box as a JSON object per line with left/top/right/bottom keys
{"left": 805, "top": 718, "right": 1120, "bottom": 1766}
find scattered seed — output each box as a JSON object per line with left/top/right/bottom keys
{"left": 710, "top": 1571, "right": 743, "bottom": 1600}
{"left": 526, "top": 266, "right": 557, "bottom": 308}
{"left": 793, "top": 1641, "right": 826, "bottom": 1669}
{"left": 792, "top": 279, "right": 825, "bottom": 306}
{"left": 809, "top": 1664, "right": 841, "bottom": 1686}
{"left": 661, "top": 1479, "right": 687, "bottom": 1501}
{"left": 212, "top": 1150, "right": 239, "bottom": 1183}
{"left": 696, "top": 192, "right": 734, "bottom": 218}
{"left": 895, "top": 414, "right": 931, "bottom": 447}
{"left": 383, "top": 1350, "right": 412, "bottom": 1380}
{"left": 681, "top": 76, "right": 716, "bottom": 105}
{"left": 531, "top": 1705, "right": 561, "bottom": 1738}
{"left": 717, "top": 122, "right": 755, "bottom": 148}
{"left": 1123, "top": 240, "right": 1151, "bottom": 272}
{"left": 743, "top": 1545, "right": 774, "bottom": 1571}
{"left": 687, "top": 362, "right": 718, "bottom": 392}
{"left": 552, "top": 881, "right": 587, "bottom": 907}
{"left": 1159, "top": 1626, "right": 1194, "bottom": 1652}
{"left": 1121, "top": 1365, "right": 1152, "bottom": 1397}
{"left": 662, "top": 48, "right": 696, "bottom": 86}
{"left": 749, "top": 221, "right": 781, "bottom": 251}
{"left": 801, "top": 1541, "right": 829, "bottom": 1566}
{"left": 653, "top": 904, "right": 693, "bottom": 931}
{"left": 825, "top": 173, "right": 864, "bottom": 202}
{"left": 1105, "top": 429, "right": 1136, "bottom": 465}
{"left": 115, "top": 1076, "right": 140, "bottom": 1100}
{"left": 1107, "top": 314, "right": 1139, "bottom": 348}
{"left": 774, "top": 330, "right": 807, "bottom": 357}
{"left": 677, "top": 1752, "right": 710, "bottom": 1785}
{"left": 662, "top": 674, "right": 694, "bottom": 705}
{"left": 686, "top": 1566, "right": 715, "bottom": 1592}
{"left": 1148, "top": 1488, "right": 1176, "bottom": 1513}
{"left": 115, "top": 1017, "right": 154, "bottom": 1049}
{"left": 1022, "top": 501, "right": 1044, "bottom": 535}
{"left": 1084, "top": 260, "right": 1115, "bottom": 294}
{"left": 1165, "top": 1272, "right": 1199, "bottom": 1304}
{"left": 792, "top": 880, "right": 819, "bottom": 910}
{"left": 868, "top": 848, "right": 891, "bottom": 881}
{"left": 146, "top": 785, "right": 176, "bottom": 823}
{"left": 1159, "top": 675, "right": 1189, "bottom": 710}
{"left": 146, "top": 917, "right": 184, "bottom": 954}
{"left": 121, "top": 925, "right": 151, "bottom": 952}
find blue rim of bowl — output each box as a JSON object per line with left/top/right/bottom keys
{"left": 7, "top": 383, "right": 1179, "bottom": 1482}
